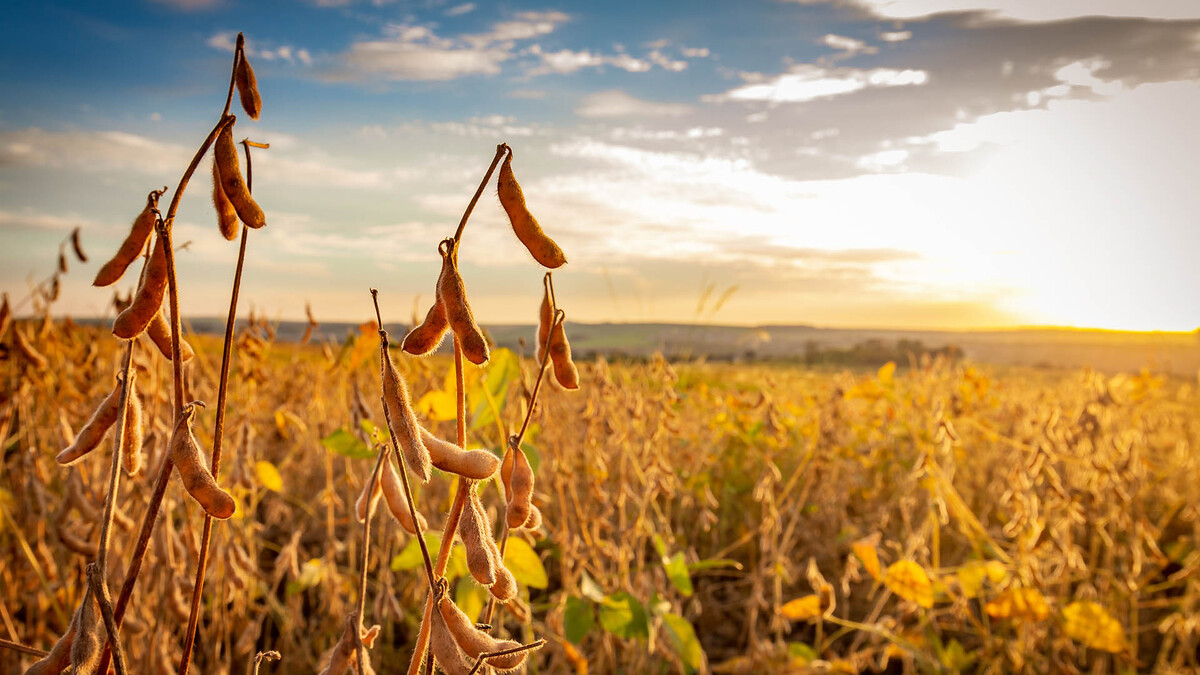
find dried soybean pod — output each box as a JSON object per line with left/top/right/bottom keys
{"left": 355, "top": 469, "right": 383, "bottom": 523}
{"left": 381, "top": 330, "right": 431, "bottom": 482}
{"left": 401, "top": 298, "right": 449, "bottom": 356}
{"left": 0, "top": 293, "right": 9, "bottom": 340}
{"left": 146, "top": 306, "right": 195, "bottom": 362}
{"left": 497, "top": 152, "right": 567, "bottom": 269}
{"left": 112, "top": 235, "right": 168, "bottom": 339}
{"left": 13, "top": 325, "right": 49, "bottom": 370}
{"left": 422, "top": 426, "right": 500, "bottom": 480}
{"left": 57, "top": 376, "right": 126, "bottom": 465}
{"left": 58, "top": 252, "right": 68, "bottom": 274}
{"left": 121, "top": 375, "right": 144, "bottom": 476}
{"left": 500, "top": 444, "right": 515, "bottom": 498}
{"left": 170, "top": 403, "right": 236, "bottom": 519}
{"left": 24, "top": 616, "right": 77, "bottom": 675}
{"left": 458, "top": 490, "right": 497, "bottom": 586}
{"left": 436, "top": 595, "right": 534, "bottom": 671}
{"left": 69, "top": 586, "right": 101, "bottom": 675}
{"left": 214, "top": 123, "right": 266, "bottom": 229}
{"left": 429, "top": 601, "right": 473, "bottom": 675}
{"left": 93, "top": 190, "right": 160, "bottom": 287}
{"left": 235, "top": 51, "right": 262, "bottom": 120}
{"left": 318, "top": 615, "right": 380, "bottom": 675}
{"left": 71, "top": 227, "right": 88, "bottom": 262}
{"left": 548, "top": 315, "right": 580, "bottom": 390}
{"left": 536, "top": 283, "right": 552, "bottom": 363}
{"left": 212, "top": 157, "right": 239, "bottom": 240}
{"left": 380, "top": 458, "right": 427, "bottom": 534}
{"left": 489, "top": 565, "right": 517, "bottom": 603}
{"left": 505, "top": 448, "right": 534, "bottom": 529}
{"left": 436, "top": 244, "right": 489, "bottom": 365}
{"left": 522, "top": 504, "right": 543, "bottom": 531}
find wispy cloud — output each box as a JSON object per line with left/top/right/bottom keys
{"left": 790, "top": 0, "right": 1200, "bottom": 22}
{"left": 575, "top": 90, "right": 693, "bottom": 118}
{"left": 708, "top": 65, "right": 928, "bottom": 103}
{"left": 207, "top": 32, "right": 312, "bottom": 65}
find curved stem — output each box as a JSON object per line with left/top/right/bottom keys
{"left": 452, "top": 144, "right": 509, "bottom": 246}
{"left": 355, "top": 448, "right": 387, "bottom": 675}
{"left": 179, "top": 137, "right": 258, "bottom": 675}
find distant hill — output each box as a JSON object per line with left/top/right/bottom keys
{"left": 174, "top": 318, "right": 1200, "bottom": 376}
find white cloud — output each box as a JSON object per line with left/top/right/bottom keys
{"left": 465, "top": 11, "right": 569, "bottom": 47}
{"left": 575, "top": 90, "right": 693, "bottom": 118}
{"left": 822, "top": 34, "right": 877, "bottom": 55}
{"left": 446, "top": 3, "right": 475, "bottom": 16}
{"left": 648, "top": 50, "right": 688, "bottom": 72}
{"left": 857, "top": 148, "right": 909, "bottom": 170}
{"left": 879, "top": 30, "right": 912, "bottom": 42}
{"left": 527, "top": 46, "right": 652, "bottom": 75}
{"left": 681, "top": 47, "right": 711, "bottom": 58}
{"left": 793, "top": 0, "right": 1200, "bottom": 22}
{"left": 709, "top": 65, "right": 928, "bottom": 103}
{"left": 207, "top": 32, "right": 311, "bottom": 66}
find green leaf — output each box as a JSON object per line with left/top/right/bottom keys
{"left": 321, "top": 427, "right": 373, "bottom": 459}
{"left": 580, "top": 571, "right": 606, "bottom": 602}
{"left": 652, "top": 534, "right": 669, "bottom": 558}
{"left": 687, "top": 558, "right": 743, "bottom": 573}
{"left": 503, "top": 537, "right": 548, "bottom": 589}
{"left": 598, "top": 592, "right": 649, "bottom": 640}
{"left": 360, "top": 419, "right": 381, "bottom": 440}
{"left": 664, "top": 552, "right": 694, "bottom": 597}
{"left": 392, "top": 533, "right": 440, "bottom": 572}
{"left": 564, "top": 595, "right": 595, "bottom": 645}
{"left": 787, "top": 642, "right": 817, "bottom": 664}
{"left": 470, "top": 348, "right": 519, "bottom": 430}
{"left": 662, "top": 613, "right": 705, "bottom": 673}
{"left": 455, "top": 576, "right": 488, "bottom": 624}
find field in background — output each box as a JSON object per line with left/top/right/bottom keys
{"left": 4, "top": 320, "right": 1200, "bottom": 673}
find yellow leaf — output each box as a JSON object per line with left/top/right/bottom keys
{"left": 884, "top": 560, "right": 933, "bottom": 608}
{"left": 852, "top": 541, "right": 881, "bottom": 582}
{"left": 1062, "top": 601, "right": 1126, "bottom": 653}
{"left": 255, "top": 460, "right": 283, "bottom": 493}
{"left": 878, "top": 361, "right": 896, "bottom": 386}
{"left": 780, "top": 595, "right": 823, "bottom": 621}
{"left": 417, "top": 390, "right": 457, "bottom": 422}
{"left": 985, "top": 588, "right": 1049, "bottom": 622}
{"left": 956, "top": 562, "right": 987, "bottom": 599}
{"left": 985, "top": 561, "right": 1008, "bottom": 583}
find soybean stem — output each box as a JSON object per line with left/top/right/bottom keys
{"left": 355, "top": 450, "right": 387, "bottom": 675}
{"left": 451, "top": 144, "right": 509, "bottom": 246}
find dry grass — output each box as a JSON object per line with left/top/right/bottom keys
{"left": 3, "top": 320, "right": 1198, "bottom": 673}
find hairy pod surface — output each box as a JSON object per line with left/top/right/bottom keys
{"left": 436, "top": 595, "right": 532, "bottom": 670}
{"left": 435, "top": 248, "right": 489, "bottom": 365}
{"left": 112, "top": 235, "right": 168, "bottom": 339}
{"left": 429, "top": 602, "right": 473, "bottom": 675}
{"left": 505, "top": 448, "right": 535, "bottom": 529}
{"left": 235, "top": 53, "right": 262, "bottom": 120}
{"left": 215, "top": 124, "right": 266, "bottom": 229}
{"left": 458, "top": 490, "right": 497, "bottom": 586}
{"left": 489, "top": 565, "right": 517, "bottom": 603}
{"left": 93, "top": 198, "right": 156, "bottom": 287}
{"left": 380, "top": 457, "right": 427, "bottom": 534}
{"left": 23, "top": 617, "right": 76, "bottom": 675}
{"left": 381, "top": 331, "right": 431, "bottom": 482}
{"left": 212, "top": 157, "right": 239, "bottom": 240}
{"left": 401, "top": 298, "right": 449, "bottom": 356}
{"left": 497, "top": 153, "right": 567, "bottom": 269}
{"left": 121, "top": 375, "right": 144, "bottom": 476}
{"left": 522, "top": 503, "right": 543, "bottom": 531}
{"left": 421, "top": 426, "right": 500, "bottom": 480}
{"left": 147, "top": 306, "right": 195, "bottom": 362}
{"left": 57, "top": 376, "right": 126, "bottom": 465}
{"left": 170, "top": 404, "right": 236, "bottom": 519}
{"left": 548, "top": 319, "right": 580, "bottom": 390}
{"left": 69, "top": 588, "right": 101, "bottom": 675}
{"left": 13, "top": 324, "right": 48, "bottom": 370}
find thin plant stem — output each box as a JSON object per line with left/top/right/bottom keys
{"left": 92, "top": 339, "right": 134, "bottom": 665}
{"left": 370, "top": 289, "right": 436, "bottom": 588}
{"left": 179, "top": 137, "right": 263, "bottom": 675}
{"left": 0, "top": 638, "right": 47, "bottom": 658}
{"left": 87, "top": 562, "right": 127, "bottom": 675}
{"left": 355, "top": 447, "right": 388, "bottom": 675}
{"left": 99, "top": 45, "right": 241, "bottom": 675}
{"left": 480, "top": 309, "right": 561, "bottom": 626}
{"left": 466, "top": 639, "right": 546, "bottom": 675}
{"left": 407, "top": 338, "right": 473, "bottom": 675}
{"left": 452, "top": 144, "right": 509, "bottom": 245}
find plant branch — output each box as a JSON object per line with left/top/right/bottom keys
{"left": 451, "top": 144, "right": 509, "bottom": 246}
{"left": 88, "top": 562, "right": 127, "bottom": 675}
{"left": 355, "top": 449, "right": 387, "bottom": 675}
{"left": 0, "top": 638, "right": 47, "bottom": 659}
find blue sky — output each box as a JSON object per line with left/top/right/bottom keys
{"left": 2, "top": 0, "right": 1199, "bottom": 330}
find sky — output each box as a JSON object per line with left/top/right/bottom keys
{"left": 1, "top": 0, "right": 1199, "bottom": 331}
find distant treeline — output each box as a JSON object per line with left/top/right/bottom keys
{"left": 799, "top": 338, "right": 963, "bottom": 368}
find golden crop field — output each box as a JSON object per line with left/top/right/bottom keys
{"left": 3, "top": 314, "right": 1199, "bottom": 673}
